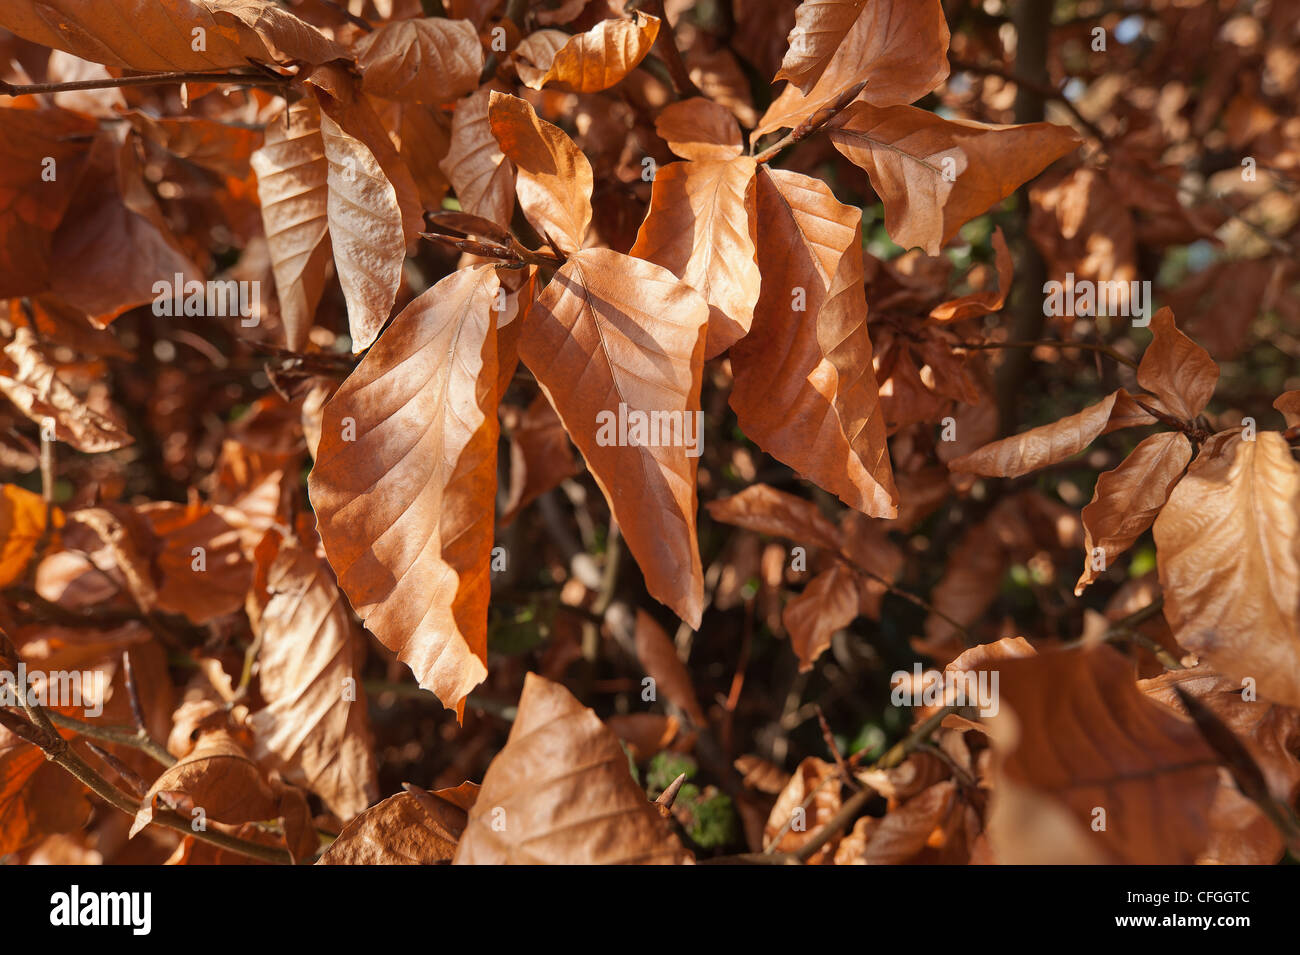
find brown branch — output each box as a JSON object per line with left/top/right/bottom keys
{"left": 84, "top": 741, "right": 150, "bottom": 799}
{"left": 45, "top": 710, "right": 176, "bottom": 768}
{"left": 834, "top": 553, "right": 972, "bottom": 645}
{"left": 753, "top": 79, "right": 868, "bottom": 164}
{"left": 321, "top": 0, "right": 374, "bottom": 31}
{"left": 6, "top": 654, "right": 289, "bottom": 863}
{"left": 746, "top": 703, "right": 964, "bottom": 864}
{"left": 954, "top": 338, "right": 1139, "bottom": 370}
{"left": 1064, "top": 595, "right": 1182, "bottom": 669}
{"left": 0, "top": 71, "right": 291, "bottom": 98}
{"left": 949, "top": 58, "right": 1109, "bottom": 146}
{"left": 641, "top": 0, "right": 701, "bottom": 98}
{"left": 121, "top": 649, "right": 148, "bottom": 733}
{"left": 873, "top": 703, "right": 960, "bottom": 770}
{"left": 1133, "top": 399, "right": 1211, "bottom": 444}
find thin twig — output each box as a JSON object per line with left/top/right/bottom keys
{"left": 1133, "top": 399, "right": 1211, "bottom": 444}
{"left": 838, "top": 557, "right": 972, "bottom": 645}
{"left": 640, "top": 0, "right": 701, "bottom": 98}
{"left": 949, "top": 58, "right": 1108, "bottom": 145}
{"left": 0, "top": 71, "right": 291, "bottom": 97}
{"left": 14, "top": 702, "right": 289, "bottom": 863}
{"left": 1063, "top": 595, "right": 1182, "bottom": 669}
{"left": 815, "top": 705, "right": 857, "bottom": 791}
{"left": 84, "top": 741, "right": 150, "bottom": 798}
{"left": 753, "top": 79, "right": 868, "bottom": 164}
{"left": 874, "top": 704, "right": 960, "bottom": 770}
{"left": 39, "top": 424, "right": 55, "bottom": 504}
{"left": 45, "top": 710, "right": 177, "bottom": 768}
{"left": 755, "top": 703, "right": 963, "bottom": 863}
{"left": 122, "top": 649, "right": 148, "bottom": 733}
{"left": 954, "top": 338, "right": 1139, "bottom": 370}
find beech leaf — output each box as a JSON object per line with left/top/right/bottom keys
{"left": 439, "top": 87, "right": 517, "bottom": 229}
{"left": 513, "top": 16, "right": 661, "bottom": 93}
{"left": 309, "top": 266, "right": 502, "bottom": 716}
{"left": 986, "top": 646, "right": 1219, "bottom": 864}
{"left": 729, "top": 167, "right": 897, "bottom": 517}
{"left": 1153, "top": 430, "right": 1300, "bottom": 707}
{"left": 1074, "top": 431, "right": 1191, "bottom": 595}
{"left": 355, "top": 18, "right": 483, "bottom": 105}
{"left": 247, "top": 527, "right": 379, "bottom": 821}
{"left": 827, "top": 103, "right": 1081, "bottom": 255}
{"left": 654, "top": 98, "right": 744, "bottom": 161}
{"left": 518, "top": 248, "right": 708, "bottom": 627}
{"left": 318, "top": 782, "right": 479, "bottom": 865}
{"left": 782, "top": 563, "right": 859, "bottom": 670}
{"left": 753, "top": 0, "right": 950, "bottom": 141}
{"left": 319, "top": 111, "right": 407, "bottom": 353}
{"left": 488, "top": 92, "right": 593, "bottom": 254}
{"left": 948, "top": 389, "right": 1155, "bottom": 478}
{"left": 453, "top": 673, "right": 691, "bottom": 864}
{"left": 630, "top": 157, "right": 760, "bottom": 357}
{"left": 249, "top": 99, "right": 331, "bottom": 353}
{"left": 1136, "top": 307, "right": 1219, "bottom": 421}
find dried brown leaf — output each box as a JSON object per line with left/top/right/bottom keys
{"left": 309, "top": 266, "right": 502, "bottom": 716}
{"left": 453, "top": 674, "right": 691, "bottom": 863}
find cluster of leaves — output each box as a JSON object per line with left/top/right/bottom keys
{"left": 0, "top": 0, "right": 1298, "bottom": 865}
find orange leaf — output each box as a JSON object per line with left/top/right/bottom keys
{"left": 985, "top": 646, "right": 1219, "bottom": 864}
{"left": 630, "top": 157, "right": 760, "bottom": 357}
{"left": 705, "top": 483, "right": 842, "bottom": 554}
{"left": 0, "top": 484, "right": 62, "bottom": 587}
{"left": 729, "top": 167, "right": 897, "bottom": 517}
{"left": 774, "top": 0, "right": 868, "bottom": 93}
{"left": 318, "top": 110, "right": 407, "bottom": 353}
{"left": 513, "top": 16, "right": 660, "bottom": 93}
{"left": 453, "top": 674, "right": 691, "bottom": 863}
{"left": 929, "top": 227, "right": 1013, "bottom": 322}
{"left": 519, "top": 248, "right": 708, "bottom": 627}
{"left": 247, "top": 526, "right": 378, "bottom": 821}
{"left": 634, "top": 610, "right": 706, "bottom": 726}
{"left": 1153, "top": 430, "right": 1300, "bottom": 707}
{"left": 1136, "top": 307, "right": 1219, "bottom": 420}
{"left": 318, "top": 782, "right": 479, "bottom": 864}
{"left": 654, "top": 97, "right": 744, "bottom": 161}
{"left": 249, "top": 99, "right": 331, "bottom": 352}
{"left": 827, "top": 103, "right": 1080, "bottom": 254}
{"left": 782, "top": 563, "right": 858, "bottom": 670}
{"left": 753, "top": 0, "right": 950, "bottom": 141}
{"left": 0, "top": 107, "right": 97, "bottom": 297}
{"left": 1275, "top": 390, "right": 1300, "bottom": 428}
{"left": 0, "top": 327, "right": 132, "bottom": 452}
{"left": 500, "top": 394, "right": 582, "bottom": 526}
{"left": 948, "top": 388, "right": 1155, "bottom": 478}
{"left": 488, "top": 92, "right": 593, "bottom": 254}
{"left": 355, "top": 18, "right": 483, "bottom": 105}
{"left": 439, "top": 87, "right": 516, "bottom": 229}
{"left": 0, "top": 0, "right": 344, "bottom": 73}
{"left": 309, "top": 265, "right": 502, "bottom": 715}
{"left": 1074, "top": 431, "right": 1191, "bottom": 595}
